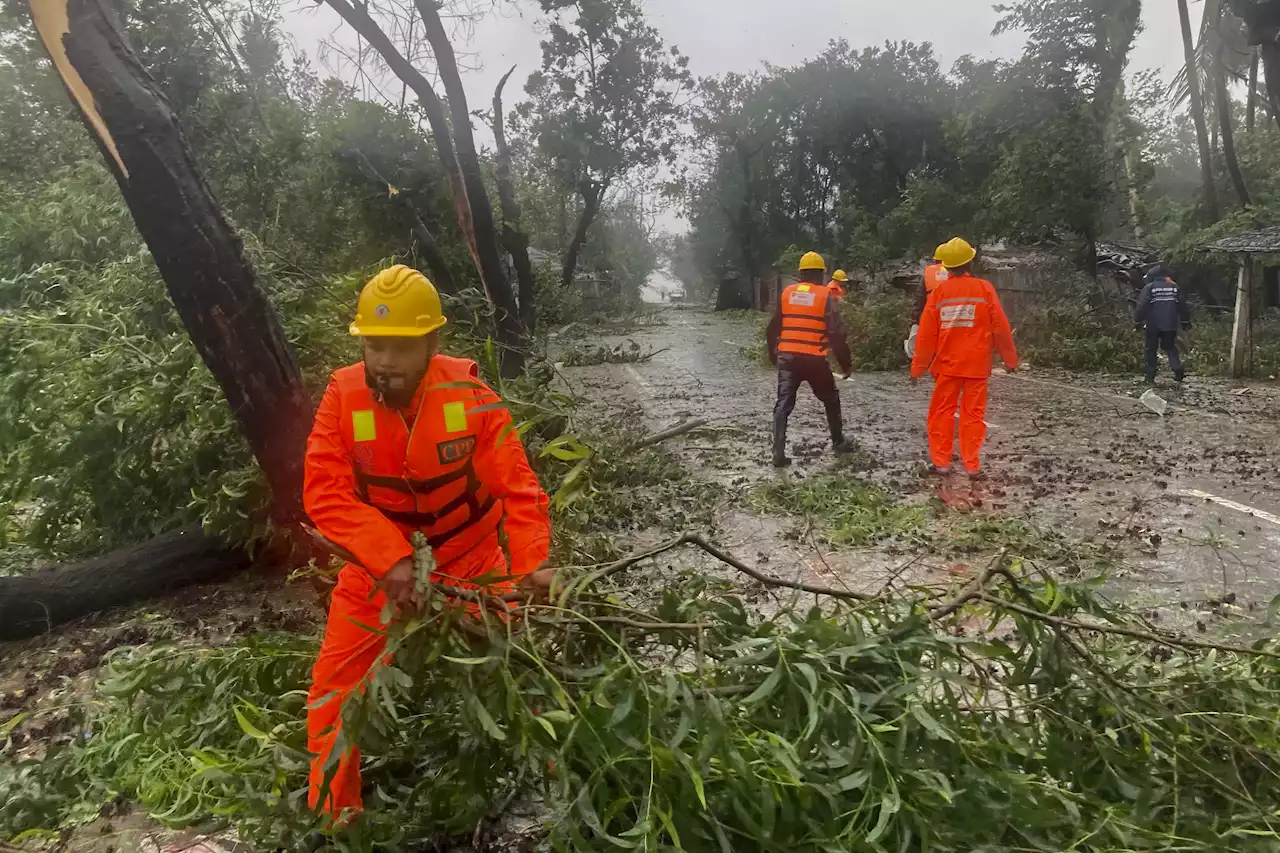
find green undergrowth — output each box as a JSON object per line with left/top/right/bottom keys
{"left": 839, "top": 288, "right": 914, "bottom": 372}
{"left": 541, "top": 423, "right": 724, "bottom": 565}
{"left": 751, "top": 475, "right": 926, "bottom": 546}
{"left": 752, "top": 475, "right": 1121, "bottom": 580}
{"left": 6, "top": 547, "right": 1280, "bottom": 852}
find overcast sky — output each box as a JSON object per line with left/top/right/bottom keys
{"left": 282, "top": 0, "right": 1201, "bottom": 108}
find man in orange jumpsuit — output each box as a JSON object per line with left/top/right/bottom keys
{"left": 910, "top": 238, "right": 1019, "bottom": 476}
{"left": 905, "top": 245, "right": 948, "bottom": 359}
{"left": 827, "top": 269, "right": 850, "bottom": 301}
{"left": 302, "top": 265, "right": 553, "bottom": 822}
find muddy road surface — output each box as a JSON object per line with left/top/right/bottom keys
{"left": 555, "top": 307, "right": 1280, "bottom": 632}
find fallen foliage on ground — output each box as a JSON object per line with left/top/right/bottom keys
{"left": 4, "top": 527, "right": 1280, "bottom": 853}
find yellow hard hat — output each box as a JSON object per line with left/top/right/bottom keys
{"left": 798, "top": 251, "right": 825, "bottom": 271}
{"left": 935, "top": 238, "right": 977, "bottom": 270}
{"left": 832, "top": 269, "right": 849, "bottom": 282}
{"left": 350, "top": 265, "right": 447, "bottom": 337}
{"left": 933, "top": 244, "right": 946, "bottom": 261}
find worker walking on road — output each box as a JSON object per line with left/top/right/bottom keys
{"left": 768, "top": 251, "right": 857, "bottom": 467}
{"left": 302, "top": 265, "right": 553, "bottom": 823}
{"left": 827, "top": 269, "right": 850, "bottom": 301}
{"left": 905, "top": 246, "right": 948, "bottom": 358}
{"left": 1135, "top": 264, "right": 1190, "bottom": 384}
{"left": 910, "top": 238, "right": 1019, "bottom": 477}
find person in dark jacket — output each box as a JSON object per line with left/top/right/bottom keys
{"left": 767, "top": 251, "right": 856, "bottom": 467}
{"left": 1135, "top": 264, "right": 1191, "bottom": 383}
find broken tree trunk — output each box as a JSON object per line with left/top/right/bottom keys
{"left": 28, "top": 0, "right": 313, "bottom": 524}
{"left": 563, "top": 180, "right": 605, "bottom": 290}
{"left": 322, "top": 0, "right": 527, "bottom": 376}
{"left": 0, "top": 527, "right": 250, "bottom": 641}
{"left": 493, "top": 66, "right": 539, "bottom": 334}
{"left": 414, "top": 0, "right": 527, "bottom": 373}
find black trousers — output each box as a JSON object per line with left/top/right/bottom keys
{"left": 773, "top": 353, "right": 843, "bottom": 444}
{"left": 1144, "top": 328, "right": 1183, "bottom": 380}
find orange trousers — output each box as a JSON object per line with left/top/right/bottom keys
{"left": 926, "top": 375, "right": 989, "bottom": 473}
{"left": 306, "top": 544, "right": 507, "bottom": 819}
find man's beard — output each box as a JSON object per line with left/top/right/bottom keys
{"left": 365, "top": 367, "right": 418, "bottom": 409}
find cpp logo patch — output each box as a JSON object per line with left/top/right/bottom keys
{"left": 352, "top": 444, "right": 375, "bottom": 467}
{"left": 436, "top": 436, "right": 476, "bottom": 464}
{"left": 375, "top": 304, "right": 390, "bottom": 318}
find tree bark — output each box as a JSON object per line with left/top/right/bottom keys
{"left": 562, "top": 180, "right": 605, "bottom": 290}
{"left": 28, "top": 0, "right": 312, "bottom": 524}
{"left": 322, "top": 0, "right": 525, "bottom": 375}
{"left": 1179, "top": 0, "right": 1222, "bottom": 221}
{"left": 1215, "top": 55, "right": 1253, "bottom": 209}
{"left": 414, "top": 0, "right": 526, "bottom": 374}
{"left": 1240, "top": 2, "right": 1280, "bottom": 131}
{"left": 0, "top": 527, "right": 249, "bottom": 641}
{"left": 493, "top": 66, "right": 539, "bottom": 333}
{"left": 1249, "top": 47, "right": 1260, "bottom": 131}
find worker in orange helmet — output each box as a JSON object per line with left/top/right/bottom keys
{"left": 905, "top": 245, "right": 948, "bottom": 358}
{"left": 910, "top": 239, "right": 1019, "bottom": 477}
{"left": 827, "top": 269, "right": 850, "bottom": 301}
{"left": 302, "top": 265, "right": 553, "bottom": 823}
{"left": 767, "top": 251, "right": 856, "bottom": 467}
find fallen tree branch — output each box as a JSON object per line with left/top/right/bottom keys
{"left": 632, "top": 418, "right": 711, "bottom": 449}
{"left": 976, "top": 593, "right": 1280, "bottom": 661}
{"left": 578, "top": 531, "right": 873, "bottom": 602}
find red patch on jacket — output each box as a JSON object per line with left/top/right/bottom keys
{"left": 436, "top": 436, "right": 476, "bottom": 465}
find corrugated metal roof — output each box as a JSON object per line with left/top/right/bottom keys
{"left": 1201, "top": 225, "right": 1280, "bottom": 254}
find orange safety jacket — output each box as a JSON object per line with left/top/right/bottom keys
{"left": 777, "top": 282, "right": 832, "bottom": 358}
{"left": 910, "top": 272, "right": 1019, "bottom": 380}
{"left": 304, "top": 355, "right": 551, "bottom": 582}
{"left": 827, "top": 280, "right": 846, "bottom": 301}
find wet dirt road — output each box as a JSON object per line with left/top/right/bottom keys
{"left": 556, "top": 307, "right": 1280, "bottom": 630}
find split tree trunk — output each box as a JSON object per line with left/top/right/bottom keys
{"left": 493, "top": 66, "right": 540, "bottom": 334}
{"left": 27, "top": 0, "right": 313, "bottom": 522}
{"left": 1178, "top": 0, "right": 1222, "bottom": 222}
{"left": 563, "top": 180, "right": 605, "bottom": 290}
{"left": 0, "top": 528, "right": 249, "bottom": 641}
{"left": 414, "top": 0, "right": 527, "bottom": 372}
{"left": 1241, "top": 2, "right": 1280, "bottom": 132}
{"left": 6, "top": 0, "right": 313, "bottom": 635}
{"left": 322, "top": 0, "right": 526, "bottom": 376}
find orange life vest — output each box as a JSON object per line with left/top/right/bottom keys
{"left": 330, "top": 355, "right": 504, "bottom": 568}
{"left": 827, "top": 280, "right": 846, "bottom": 301}
{"left": 924, "top": 263, "right": 949, "bottom": 294}
{"left": 778, "top": 282, "right": 831, "bottom": 358}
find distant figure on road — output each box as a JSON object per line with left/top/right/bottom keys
{"left": 767, "top": 251, "right": 856, "bottom": 467}
{"left": 1135, "top": 264, "right": 1190, "bottom": 385}
{"left": 910, "top": 238, "right": 1019, "bottom": 478}
{"left": 827, "top": 269, "right": 849, "bottom": 301}
{"left": 905, "top": 245, "right": 948, "bottom": 358}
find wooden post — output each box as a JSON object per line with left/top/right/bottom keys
{"left": 1231, "top": 256, "right": 1254, "bottom": 378}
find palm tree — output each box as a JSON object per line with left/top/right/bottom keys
{"left": 1178, "top": 0, "right": 1221, "bottom": 220}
